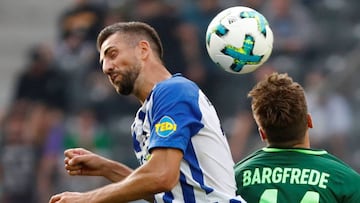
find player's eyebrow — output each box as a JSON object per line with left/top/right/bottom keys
{"left": 99, "top": 47, "right": 112, "bottom": 66}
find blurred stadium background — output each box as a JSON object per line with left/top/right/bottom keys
{"left": 0, "top": 0, "right": 359, "bottom": 202}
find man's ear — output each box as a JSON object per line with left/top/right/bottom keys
{"left": 258, "top": 127, "right": 267, "bottom": 141}
{"left": 137, "top": 40, "right": 151, "bottom": 60}
{"left": 307, "top": 114, "right": 313, "bottom": 129}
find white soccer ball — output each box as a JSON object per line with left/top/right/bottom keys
{"left": 206, "top": 6, "right": 273, "bottom": 74}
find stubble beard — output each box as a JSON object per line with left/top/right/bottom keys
{"left": 114, "top": 63, "right": 141, "bottom": 96}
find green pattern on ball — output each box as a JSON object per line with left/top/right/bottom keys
{"left": 222, "top": 35, "right": 262, "bottom": 72}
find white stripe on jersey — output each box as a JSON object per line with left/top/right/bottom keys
{"left": 131, "top": 75, "right": 246, "bottom": 203}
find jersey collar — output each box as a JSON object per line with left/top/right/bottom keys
{"left": 262, "top": 147, "right": 328, "bottom": 155}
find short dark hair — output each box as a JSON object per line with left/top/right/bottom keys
{"left": 96, "top": 21, "right": 163, "bottom": 60}
{"left": 248, "top": 72, "right": 308, "bottom": 146}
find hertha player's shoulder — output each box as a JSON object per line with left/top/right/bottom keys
{"left": 154, "top": 74, "right": 199, "bottom": 98}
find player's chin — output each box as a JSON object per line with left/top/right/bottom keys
{"left": 111, "top": 82, "right": 122, "bottom": 94}
{"left": 117, "top": 84, "right": 133, "bottom": 95}
{"left": 115, "top": 86, "right": 121, "bottom": 94}
{"left": 118, "top": 89, "right": 132, "bottom": 96}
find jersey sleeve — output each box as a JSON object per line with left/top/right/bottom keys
{"left": 341, "top": 168, "right": 360, "bottom": 203}
{"left": 148, "top": 79, "right": 204, "bottom": 154}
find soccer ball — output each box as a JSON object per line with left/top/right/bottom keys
{"left": 206, "top": 6, "right": 273, "bottom": 74}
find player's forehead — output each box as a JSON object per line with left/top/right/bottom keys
{"left": 100, "top": 33, "right": 126, "bottom": 53}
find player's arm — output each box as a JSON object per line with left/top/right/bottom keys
{"left": 50, "top": 147, "right": 182, "bottom": 203}
{"left": 64, "top": 148, "right": 133, "bottom": 182}
{"left": 90, "top": 148, "right": 182, "bottom": 202}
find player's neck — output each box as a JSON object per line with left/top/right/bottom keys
{"left": 268, "top": 136, "right": 310, "bottom": 149}
{"left": 290, "top": 136, "right": 311, "bottom": 148}
{"left": 292, "top": 142, "right": 310, "bottom": 148}
{"left": 134, "top": 63, "right": 172, "bottom": 103}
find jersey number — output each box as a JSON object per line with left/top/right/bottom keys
{"left": 260, "top": 189, "right": 319, "bottom": 203}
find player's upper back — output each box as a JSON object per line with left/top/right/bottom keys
{"left": 234, "top": 147, "right": 360, "bottom": 203}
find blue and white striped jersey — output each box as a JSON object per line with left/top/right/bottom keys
{"left": 131, "top": 74, "right": 246, "bottom": 203}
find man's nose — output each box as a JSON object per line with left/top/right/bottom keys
{"left": 102, "top": 61, "right": 114, "bottom": 74}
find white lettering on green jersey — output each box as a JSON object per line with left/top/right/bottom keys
{"left": 243, "top": 167, "right": 330, "bottom": 189}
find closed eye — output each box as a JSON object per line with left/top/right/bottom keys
{"left": 109, "top": 50, "right": 117, "bottom": 60}
{"left": 100, "top": 47, "right": 117, "bottom": 66}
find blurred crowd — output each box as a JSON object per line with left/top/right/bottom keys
{"left": 1, "top": 0, "right": 360, "bottom": 202}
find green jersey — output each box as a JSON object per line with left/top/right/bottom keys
{"left": 234, "top": 147, "right": 360, "bottom": 203}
